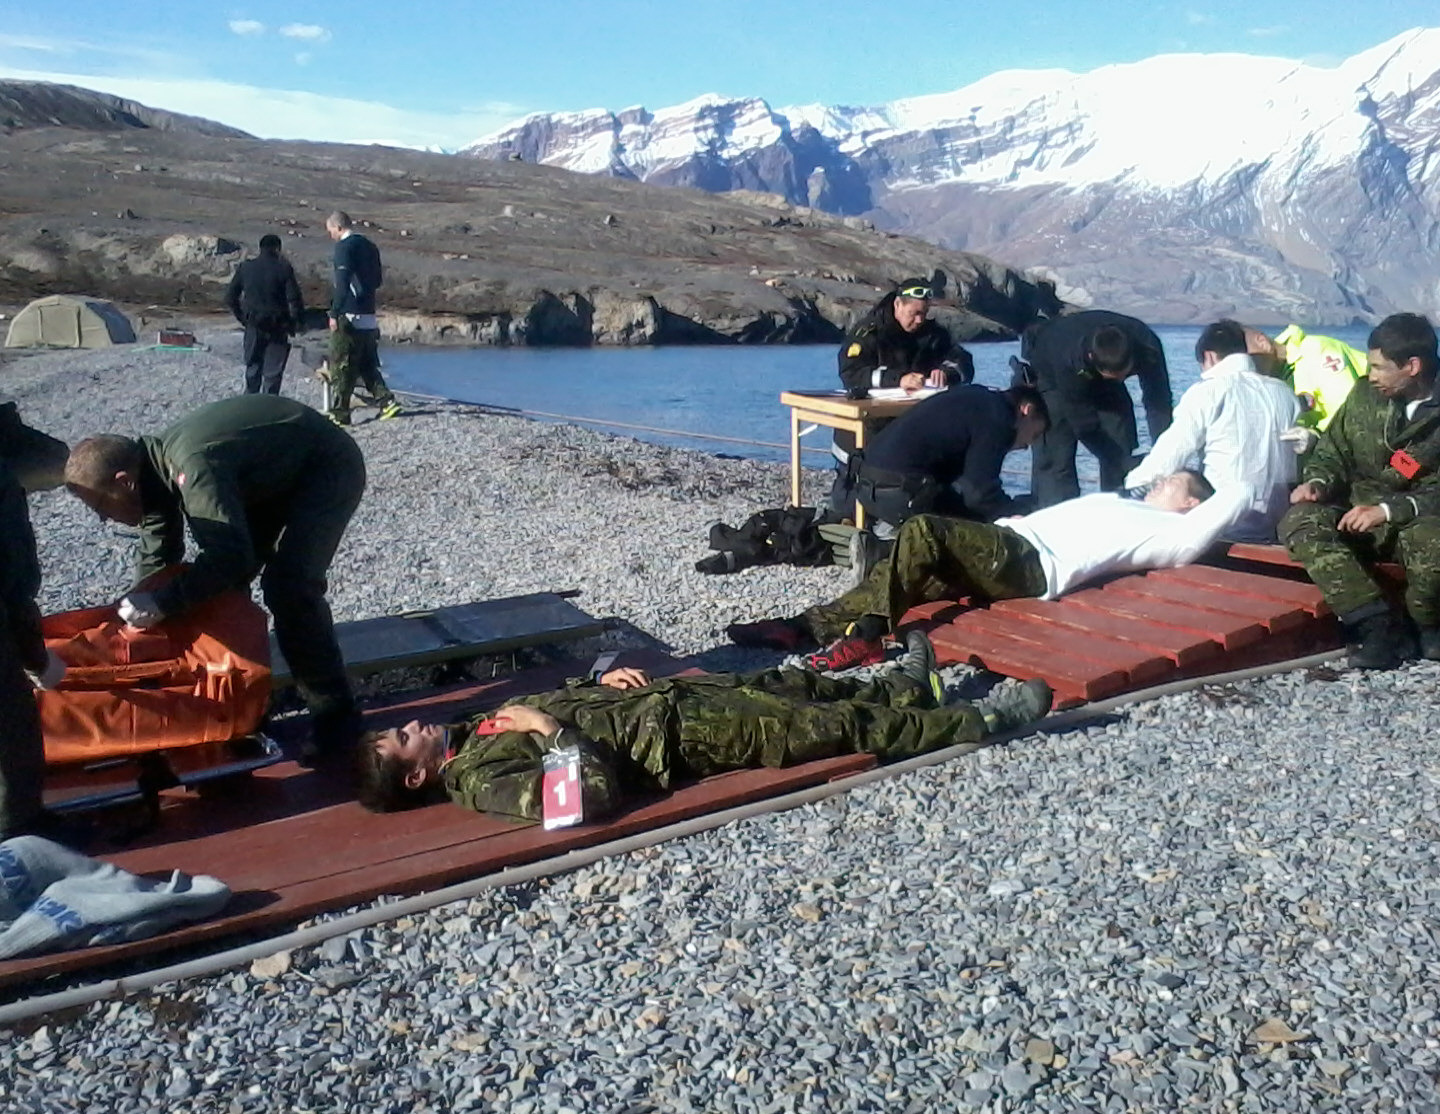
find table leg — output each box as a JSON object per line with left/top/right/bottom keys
{"left": 853, "top": 422, "right": 867, "bottom": 530}
{"left": 789, "top": 409, "right": 802, "bottom": 508}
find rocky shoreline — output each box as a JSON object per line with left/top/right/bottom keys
{"left": 3, "top": 333, "right": 1439, "bottom": 1113}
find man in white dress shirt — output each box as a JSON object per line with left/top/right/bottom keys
{"left": 1124, "top": 319, "right": 1301, "bottom": 542}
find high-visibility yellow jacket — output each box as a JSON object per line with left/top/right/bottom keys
{"left": 1275, "top": 325, "right": 1366, "bottom": 431}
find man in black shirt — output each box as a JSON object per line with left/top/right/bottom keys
{"left": 325, "top": 211, "right": 400, "bottom": 426}
{"left": 1015, "top": 310, "right": 1173, "bottom": 507}
{"left": 855, "top": 384, "right": 1047, "bottom": 527}
{"left": 224, "top": 234, "right": 305, "bottom": 395}
{"left": 826, "top": 277, "right": 974, "bottom": 519}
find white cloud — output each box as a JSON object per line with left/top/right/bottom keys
{"left": 228, "top": 19, "right": 265, "bottom": 37}
{"left": 0, "top": 63, "right": 525, "bottom": 151}
{"left": 279, "top": 24, "right": 331, "bottom": 43}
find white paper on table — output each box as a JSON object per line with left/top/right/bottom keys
{"left": 865, "top": 386, "right": 944, "bottom": 402}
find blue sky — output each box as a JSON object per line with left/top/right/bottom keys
{"left": 0, "top": 1, "right": 1433, "bottom": 148}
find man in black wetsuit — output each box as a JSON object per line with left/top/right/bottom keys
{"left": 1014, "top": 310, "right": 1173, "bottom": 508}
{"left": 825, "top": 278, "right": 974, "bottom": 520}
{"left": 854, "top": 384, "right": 1047, "bottom": 527}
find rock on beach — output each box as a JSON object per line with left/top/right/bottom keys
{"left": 3, "top": 332, "right": 1440, "bottom": 1114}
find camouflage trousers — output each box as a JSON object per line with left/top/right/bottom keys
{"left": 801, "top": 513, "right": 1048, "bottom": 642}
{"left": 328, "top": 319, "right": 394, "bottom": 421}
{"left": 443, "top": 666, "right": 988, "bottom": 822}
{"left": 1280, "top": 502, "right": 1440, "bottom": 625}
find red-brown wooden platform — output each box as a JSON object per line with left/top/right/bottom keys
{"left": 0, "top": 651, "right": 878, "bottom": 995}
{"left": 906, "top": 544, "right": 1345, "bottom": 708}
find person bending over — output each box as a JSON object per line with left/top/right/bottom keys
{"left": 1124, "top": 319, "right": 1300, "bottom": 542}
{"left": 356, "top": 635, "right": 1052, "bottom": 817}
{"left": 730, "top": 470, "right": 1248, "bottom": 671}
{"left": 1280, "top": 312, "right": 1440, "bottom": 670}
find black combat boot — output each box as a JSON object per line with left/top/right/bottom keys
{"left": 1343, "top": 601, "right": 1405, "bottom": 671}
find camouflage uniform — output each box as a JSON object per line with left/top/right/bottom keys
{"left": 1280, "top": 379, "right": 1440, "bottom": 623}
{"left": 799, "top": 514, "right": 1047, "bottom": 643}
{"left": 442, "top": 666, "right": 986, "bottom": 822}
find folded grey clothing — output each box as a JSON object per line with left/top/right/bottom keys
{"left": 0, "top": 836, "right": 231, "bottom": 959}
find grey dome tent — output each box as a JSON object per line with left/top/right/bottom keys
{"left": 4, "top": 294, "right": 136, "bottom": 349}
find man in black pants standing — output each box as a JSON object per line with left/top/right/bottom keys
{"left": 325, "top": 211, "right": 400, "bottom": 426}
{"left": 224, "top": 234, "right": 305, "bottom": 395}
{"left": 1016, "top": 310, "right": 1173, "bottom": 507}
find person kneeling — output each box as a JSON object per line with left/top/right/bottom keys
{"left": 355, "top": 638, "right": 1052, "bottom": 817}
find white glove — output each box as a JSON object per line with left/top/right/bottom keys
{"left": 117, "top": 591, "right": 165, "bottom": 630}
{"left": 26, "top": 649, "right": 67, "bottom": 690}
{"left": 1279, "top": 426, "right": 1319, "bottom": 455}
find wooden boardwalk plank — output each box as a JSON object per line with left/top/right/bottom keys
{"left": 1101, "top": 577, "right": 1310, "bottom": 633}
{"left": 957, "top": 610, "right": 1175, "bottom": 687}
{"left": 991, "top": 598, "right": 1223, "bottom": 668}
{"left": 1149, "top": 565, "right": 1330, "bottom": 615}
{"left": 1061, "top": 588, "right": 1267, "bottom": 650}
{"left": 929, "top": 623, "right": 1127, "bottom": 704}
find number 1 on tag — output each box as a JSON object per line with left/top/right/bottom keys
{"left": 541, "top": 746, "right": 584, "bottom": 830}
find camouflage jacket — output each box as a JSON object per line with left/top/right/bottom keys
{"left": 1304, "top": 378, "right": 1440, "bottom": 524}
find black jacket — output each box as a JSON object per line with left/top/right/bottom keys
{"left": 225, "top": 252, "right": 304, "bottom": 334}
{"left": 1022, "top": 310, "right": 1172, "bottom": 438}
{"left": 838, "top": 293, "right": 972, "bottom": 394}
{"left": 330, "top": 233, "right": 383, "bottom": 317}
{"left": 861, "top": 384, "right": 1022, "bottom": 520}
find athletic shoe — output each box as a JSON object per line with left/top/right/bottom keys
{"left": 327, "top": 413, "right": 352, "bottom": 428}
{"left": 805, "top": 631, "right": 885, "bottom": 672}
{"left": 378, "top": 400, "right": 403, "bottom": 420}
{"left": 889, "top": 629, "right": 944, "bottom": 702}
{"left": 975, "top": 679, "right": 1054, "bottom": 733}
{"left": 848, "top": 528, "right": 881, "bottom": 589}
{"left": 726, "top": 617, "right": 811, "bottom": 650}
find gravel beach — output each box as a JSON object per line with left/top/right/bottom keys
{"left": 3, "top": 333, "right": 1439, "bottom": 1113}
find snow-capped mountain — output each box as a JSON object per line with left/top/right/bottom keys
{"left": 464, "top": 29, "right": 1440, "bottom": 324}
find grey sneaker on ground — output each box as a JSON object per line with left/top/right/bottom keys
{"left": 893, "top": 629, "right": 943, "bottom": 703}
{"left": 848, "top": 528, "right": 880, "bottom": 588}
{"left": 975, "top": 678, "right": 1054, "bottom": 733}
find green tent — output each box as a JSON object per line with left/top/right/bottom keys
{"left": 4, "top": 294, "right": 136, "bottom": 348}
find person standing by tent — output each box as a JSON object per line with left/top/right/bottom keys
{"left": 325, "top": 211, "right": 401, "bottom": 426}
{"left": 224, "top": 234, "right": 305, "bottom": 395}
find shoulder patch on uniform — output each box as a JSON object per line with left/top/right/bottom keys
{"left": 846, "top": 343, "right": 862, "bottom": 357}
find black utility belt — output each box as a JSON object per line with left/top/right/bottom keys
{"left": 856, "top": 464, "right": 935, "bottom": 494}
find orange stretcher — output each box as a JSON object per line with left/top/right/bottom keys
{"left": 39, "top": 579, "right": 278, "bottom": 813}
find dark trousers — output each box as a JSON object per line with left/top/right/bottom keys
{"left": 0, "top": 637, "right": 45, "bottom": 836}
{"left": 328, "top": 320, "right": 393, "bottom": 421}
{"left": 1032, "top": 388, "right": 1139, "bottom": 508}
{"left": 242, "top": 326, "right": 291, "bottom": 395}
{"left": 257, "top": 433, "right": 367, "bottom": 730}
{"left": 802, "top": 513, "right": 1048, "bottom": 641}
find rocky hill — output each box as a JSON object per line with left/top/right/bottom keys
{"left": 466, "top": 28, "right": 1440, "bottom": 325}
{"left": 0, "top": 82, "right": 1060, "bottom": 346}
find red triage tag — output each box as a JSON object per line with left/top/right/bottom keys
{"left": 472, "top": 718, "right": 505, "bottom": 736}
{"left": 1391, "top": 449, "right": 1422, "bottom": 479}
{"left": 541, "top": 746, "right": 584, "bottom": 830}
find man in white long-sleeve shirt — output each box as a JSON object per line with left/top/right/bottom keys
{"left": 1124, "top": 319, "right": 1301, "bottom": 542}
{"left": 728, "top": 471, "right": 1252, "bottom": 670}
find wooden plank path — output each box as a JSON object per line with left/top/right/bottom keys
{"left": 911, "top": 545, "right": 1344, "bottom": 708}
{"left": 4, "top": 651, "right": 876, "bottom": 994}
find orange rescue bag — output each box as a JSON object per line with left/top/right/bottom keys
{"left": 38, "top": 585, "right": 272, "bottom": 767}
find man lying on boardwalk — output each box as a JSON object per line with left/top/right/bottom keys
{"left": 355, "top": 633, "right": 1052, "bottom": 818}
{"left": 729, "top": 470, "right": 1251, "bottom": 671}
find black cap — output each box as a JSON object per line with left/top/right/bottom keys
{"left": 894, "top": 278, "right": 932, "bottom": 300}
{"left": 259, "top": 234, "right": 283, "bottom": 252}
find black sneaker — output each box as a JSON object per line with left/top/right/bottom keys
{"left": 975, "top": 679, "right": 1054, "bottom": 733}
{"left": 893, "top": 629, "right": 943, "bottom": 702}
